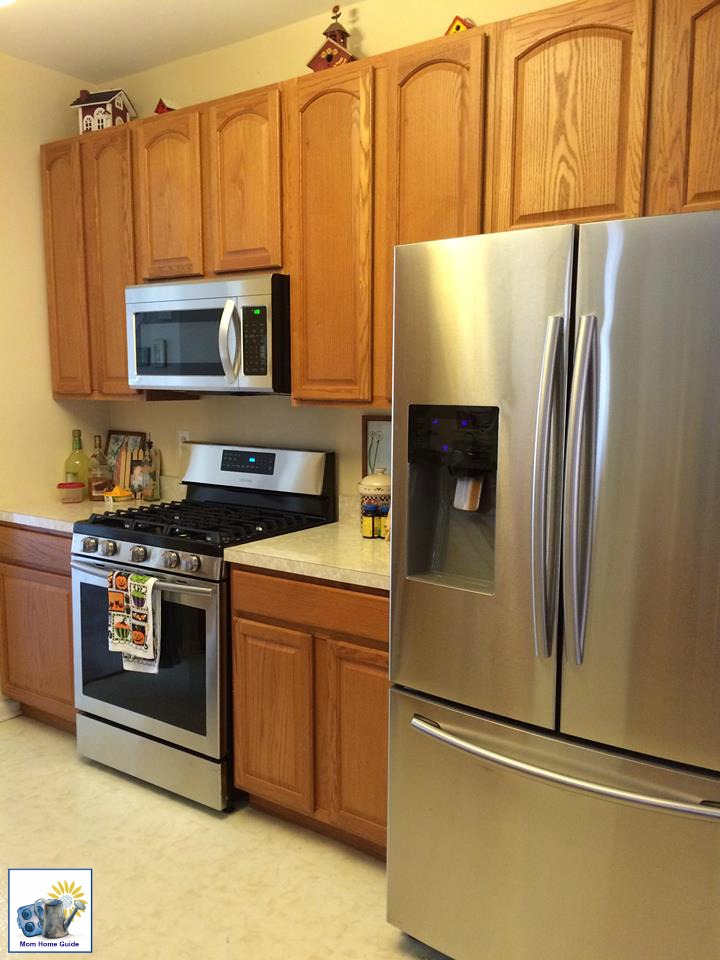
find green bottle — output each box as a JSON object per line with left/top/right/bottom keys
{"left": 64, "top": 429, "right": 90, "bottom": 495}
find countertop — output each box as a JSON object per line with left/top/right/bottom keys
{"left": 224, "top": 511, "right": 390, "bottom": 591}
{"left": 0, "top": 492, "right": 391, "bottom": 591}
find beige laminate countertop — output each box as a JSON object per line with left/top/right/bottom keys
{"left": 0, "top": 498, "right": 97, "bottom": 534}
{"left": 224, "top": 514, "right": 390, "bottom": 591}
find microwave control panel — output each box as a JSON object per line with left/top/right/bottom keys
{"left": 221, "top": 450, "right": 276, "bottom": 475}
{"left": 241, "top": 306, "right": 268, "bottom": 376}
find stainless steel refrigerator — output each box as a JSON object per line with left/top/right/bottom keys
{"left": 388, "top": 212, "right": 720, "bottom": 960}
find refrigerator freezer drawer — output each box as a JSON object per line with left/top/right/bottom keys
{"left": 388, "top": 688, "right": 720, "bottom": 960}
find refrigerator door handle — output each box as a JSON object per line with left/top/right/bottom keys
{"left": 563, "top": 313, "right": 598, "bottom": 665}
{"left": 531, "top": 314, "right": 564, "bottom": 658}
{"left": 411, "top": 715, "right": 720, "bottom": 823}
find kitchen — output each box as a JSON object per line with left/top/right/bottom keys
{"left": 1, "top": 0, "right": 719, "bottom": 957}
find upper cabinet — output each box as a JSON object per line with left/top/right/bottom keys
{"left": 202, "top": 86, "right": 283, "bottom": 273}
{"left": 646, "top": 0, "right": 720, "bottom": 214}
{"left": 134, "top": 110, "right": 204, "bottom": 279}
{"left": 286, "top": 64, "right": 374, "bottom": 403}
{"left": 81, "top": 126, "right": 137, "bottom": 396}
{"left": 41, "top": 140, "right": 92, "bottom": 396}
{"left": 487, "top": 0, "right": 651, "bottom": 231}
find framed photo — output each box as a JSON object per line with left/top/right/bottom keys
{"left": 362, "top": 415, "right": 391, "bottom": 476}
{"left": 105, "top": 430, "right": 146, "bottom": 486}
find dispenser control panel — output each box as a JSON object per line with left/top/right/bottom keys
{"left": 408, "top": 405, "right": 499, "bottom": 472}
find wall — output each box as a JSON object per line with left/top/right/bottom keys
{"left": 0, "top": 53, "right": 108, "bottom": 504}
{"left": 105, "top": 0, "right": 569, "bottom": 494}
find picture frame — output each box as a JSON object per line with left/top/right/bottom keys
{"left": 362, "top": 415, "right": 391, "bottom": 477}
{"left": 105, "top": 430, "right": 147, "bottom": 486}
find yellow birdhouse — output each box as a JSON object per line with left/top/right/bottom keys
{"left": 445, "top": 15, "right": 475, "bottom": 36}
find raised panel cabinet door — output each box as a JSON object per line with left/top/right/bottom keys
{"left": 287, "top": 65, "right": 374, "bottom": 402}
{"left": 489, "top": 0, "right": 651, "bottom": 231}
{"left": 40, "top": 140, "right": 92, "bottom": 395}
{"left": 134, "top": 110, "right": 204, "bottom": 279}
{"left": 81, "top": 127, "right": 137, "bottom": 396}
{"left": 321, "top": 638, "right": 389, "bottom": 847}
{"left": 203, "top": 86, "right": 282, "bottom": 272}
{"left": 0, "top": 565, "right": 74, "bottom": 722}
{"left": 646, "top": 0, "right": 720, "bottom": 214}
{"left": 232, "top": 617, "right": 314, "bottom": 813}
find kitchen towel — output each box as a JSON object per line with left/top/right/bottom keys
{"left": 108, "top": 571, "right": 162, "bottom": 673}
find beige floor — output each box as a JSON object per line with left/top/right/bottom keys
{"left": 0, "top": 716, "right": 450, "bottom": 959}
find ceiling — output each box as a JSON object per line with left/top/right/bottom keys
{"left": 0, "top": 0, "right": 346, "bottom": 81}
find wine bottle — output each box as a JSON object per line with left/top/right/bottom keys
{"left": 89, "top": 434, "right": 112, "bottom": 501}
{"left": 64, "top": 429, "right": 90, "bottom": 497}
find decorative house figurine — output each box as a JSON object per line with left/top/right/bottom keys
{"left": 445, "top": 15, "right": 476, "bottom": 35}
{"left": 70, "top": 89, "right": 136, "bottom": 134}
{"left": 154, "top": 97, "right": 179, "bottom": 115}
{"left": 307, "top": 5, "right": 356, "bottom": 72}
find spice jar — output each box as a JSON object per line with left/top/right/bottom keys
{"left": 357, "top": 468, "right": 391, "bottom": 539}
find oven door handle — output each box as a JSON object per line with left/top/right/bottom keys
{"left": 71, "top": 560, "right": 215, "bottom": 596}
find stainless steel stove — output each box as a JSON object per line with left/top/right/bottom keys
{"left": 71, "top": 444, "right": 336, "bottom": 809}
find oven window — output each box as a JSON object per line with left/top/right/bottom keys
{"left": 80, "top": 582, "right": 207, "bottom": 735}
{"left": 134, "top": 308, "right": 225, "bottom": 376}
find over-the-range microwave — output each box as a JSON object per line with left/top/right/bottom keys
{"left": 126, "top": 274, "right": 290, "bottom": 393}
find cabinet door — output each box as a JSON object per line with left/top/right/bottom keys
{"left": 134, "top": 110, "right": 204, "bottom": 279}
{"left": 318, "top": 637, "right": 388, "bottom": 846}
{"left": 40, "top": 140, "right": 91, "bottom": 396}
{"left": 203, "top": 87, "right": 282, "bottom": 273}
{"left": 0, "top": 565, "right": 74, "bottom": 722}
{"left": 488, "top": 0, "right": 651, "bottom": 231}
{"left": 645, "top": 0, "right": 720, "bottom": 214}
{"left": 232, "top": 617, "right": 314, "bottom": 813}
{"left": 286, "top": 65, "right": 374, "bottom": 402}
{"left": 373, "top": 32, "right": 486, "bottom": 404}
{"left": 81, "top": 127, "right": 138, "bottom": 396}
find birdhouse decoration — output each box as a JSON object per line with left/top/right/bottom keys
{"left": 70, "top": 89, "right": 136, "bottom": 134}
{"left": 445, "top": 15, "right": 476, "bottom": 36}
{"left": 154, "top": 97, "right": 179, "bottom": 115}
{"left": 307, "top": 5, "right": 357, "bottom": 72}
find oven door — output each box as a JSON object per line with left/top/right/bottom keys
{"left": 127, "top": 296, "right": 242, "bottom": 391}
{"left": 71, "top": 558, "right": 225, "bottom": 759}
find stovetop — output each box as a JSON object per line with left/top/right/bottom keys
{"left": 78, "top": 499, "right": 326, "bottom": 547}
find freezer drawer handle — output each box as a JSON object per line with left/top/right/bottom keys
{"left": 563, "top": 313, "right": 598, "bottom": 665}
{"left": 411, "top": 715, "right": 720, "bottom": 823}
{"left": 531, "top": 314, "right": 564, "bottom": 658}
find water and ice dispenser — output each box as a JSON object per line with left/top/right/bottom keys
{"left": 406, "top": 405, "right": 498, "bottom": 593}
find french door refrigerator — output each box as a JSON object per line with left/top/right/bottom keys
{"left": 388, "top": 211, "right": 720, "bottom": 960}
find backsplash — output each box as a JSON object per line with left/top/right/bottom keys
{"left": 108, "top": 395, "right": 388, "bottom": 498}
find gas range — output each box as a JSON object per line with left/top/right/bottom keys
{"left": 72, "top": 444, "right": 336, "bottom": 582}
{"left": 70, "top": 443, "right": 335, "bottom": 810}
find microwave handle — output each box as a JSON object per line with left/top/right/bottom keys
{"left": 218, "top": 299, "right": 241, "bottom": 383}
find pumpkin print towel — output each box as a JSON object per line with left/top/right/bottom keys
{"left": 108, "top": 571, "right": 162, "bottom": 674}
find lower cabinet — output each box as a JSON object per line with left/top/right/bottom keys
{"left": 0, "top": 525, "right": 74, "bottom": 724}
{"left": 231, "top": 568, "right": 389, "bottom": 849}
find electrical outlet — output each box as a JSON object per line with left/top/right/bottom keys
{"left": 178, "top": 430, "right": 190, "bottom": 461}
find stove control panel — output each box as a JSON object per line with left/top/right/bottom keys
{"left": 71, "top": 534, "right": 223, "bottom": 582}
{"left": 221, "top": 449, "right": 276, "bottom": 476}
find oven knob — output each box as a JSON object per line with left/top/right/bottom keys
{"left": 82, "top": 537, "right": 98, "bottom": 553}
{"left": 99, "top": 540, "right": 117, "bottom": 557}
{"left": 131, "top": 545, "right": 148, "bottom": 563}
{"left": 182, "top": 555, "right": 201, "bottom": 573}
{"left": 163, "top": 551, "right": 179, "bottom": 569}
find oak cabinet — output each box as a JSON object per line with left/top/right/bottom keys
{"left": 645, "top": 0, "right": 720, "bottom": 214}
{"left": 81, "top": 126, "right": 138, "bottom": 396}
{"left": 203, "top": 86, "right": 283, "bottom": 273}
{"left": 134, "top": 109, "right": 204, "bottom": 279}
{"left": 286, "top": 64, "right": 374, "bottom": 403}
{"left": 488, "top": 0, "right": 651, "bottom": 231}
{"left": 0, "top": 525, "right": 74, "bottom": 724}
{"left": 231, "top": 567, "right": 389, "bottom": 850}
{"left": 40, "top": 140, "right": 92, "bottom": 396}
{"left": 232, "top": 618, "right": 314, "bottom": 814}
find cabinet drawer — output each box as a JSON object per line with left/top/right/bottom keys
{"left": 231, "top": 568, "right": 389, "bottom": 646}
{"left": 0, "top": 524, "right": 71, "bottom": 576}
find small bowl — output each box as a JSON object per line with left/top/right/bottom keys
{"left": 103, "top": 493, "right": 134, "bottom": 507}
{"left": 57, "top": 482, "right": 85, "bottom": 504}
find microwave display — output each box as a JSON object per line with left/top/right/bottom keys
{"left": 135, "top": 307, "right": 226, "bottom": 376}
